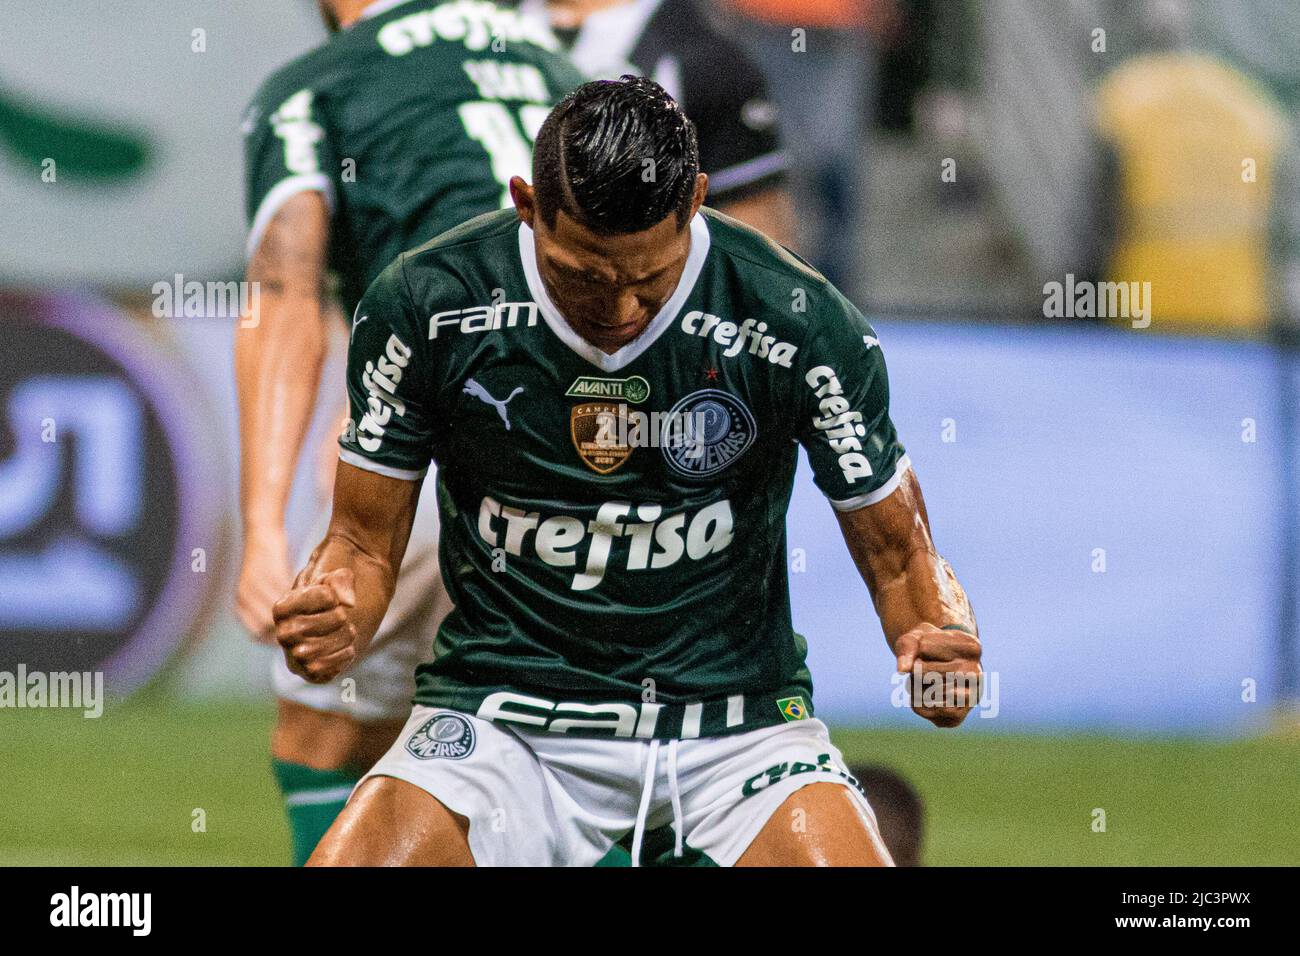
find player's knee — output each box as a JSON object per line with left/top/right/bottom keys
{"left": 744, "top": 782, "right": 890, "bottom": 867}
{"left": 308, "top": 776, "right": 473, "bottom": 866}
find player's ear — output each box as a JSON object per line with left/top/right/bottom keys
{"left": 510, "top": 177, "right": 536, "bottom": 229}
{"left": 690, "top": 173, "right": 708, "bottom": 215}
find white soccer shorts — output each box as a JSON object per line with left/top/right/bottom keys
{"left": 273, "top": 474, "right": 452, "bottom": 722}
{"left": 358, "top": 706, "right": 891, "bottom": 866}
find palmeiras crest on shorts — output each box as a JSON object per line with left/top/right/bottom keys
{"left": 662, "top": 389, "right": 756, "bottom": 478}
{"left": 571, "top": 402, "right": 633, "bottom": 474}
{"left": 406, "top": 712, "right": 476, "bottom": 760}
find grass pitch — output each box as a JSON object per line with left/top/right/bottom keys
{"left": 1, "top": 698, "right": 1295, "bottom": 865}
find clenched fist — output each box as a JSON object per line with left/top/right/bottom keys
{"left": 272, "top": 567, "right": 359, "bottom": 684}
{"left": 895, "top": 623, "right": 983, "bottom": 728}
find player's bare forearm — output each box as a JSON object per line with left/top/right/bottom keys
{"left": 273, "top": 462, "right": 421, "bottom": 683}
{"left": 835, "top": 468, "right": 982, "bottom": 727}
{"left": 235, "top": 190, "right": 331, "bottom": 535}
{"left": 233, "top": 190, "right": 332, "bottom": 639}
{"left": 835, "top": 469, "right": 975, "bottom": 648}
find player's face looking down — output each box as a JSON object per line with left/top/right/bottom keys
{"left": 510, "top": 173, "right": 709, "bottom": 355}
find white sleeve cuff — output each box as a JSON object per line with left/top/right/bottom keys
{"left": 245, "top": 173, "right": 336, "bottom": 261}
{"left": 828, "top": 454, "right": 912, "bottom": 512}
{"left": 338, "top": 447, "right": 427, "bottom": 481}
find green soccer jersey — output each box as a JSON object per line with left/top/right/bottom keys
{"left": 242, "top": 0, "right": 584, "bottom": 317}
{"left": 340, "top": 207, "right": 910, "bottom": 739}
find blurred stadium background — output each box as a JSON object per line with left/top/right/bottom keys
{"left": 2, "top": 0, "right": 1299, "bottom": 865}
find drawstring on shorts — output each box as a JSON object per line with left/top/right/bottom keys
{"left": 629, "top": 738, "right": 684, "bottom": 867}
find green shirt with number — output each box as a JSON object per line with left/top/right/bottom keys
{"left": 242, "top": 0, "right": 584, "bottom": 316}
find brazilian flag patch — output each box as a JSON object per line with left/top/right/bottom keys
{"left": 776, "top": 696, "right": 809, "bottom": 722}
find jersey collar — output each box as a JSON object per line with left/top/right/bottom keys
{"left": 518, "top": 212, "right": 710, "bottom": 374}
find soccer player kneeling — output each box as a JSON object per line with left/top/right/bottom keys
{"left": 273, "top": 77, "right": 981, "bottom": 867}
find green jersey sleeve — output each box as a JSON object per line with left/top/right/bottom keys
{"left": 795, "top": 292, "right": 909, "bottom": 510}
{"left": 242, "top": 70, "right": 338, "bottom": 260}
{"left": 338, "top": 259, "right": 437, "bottom": 481}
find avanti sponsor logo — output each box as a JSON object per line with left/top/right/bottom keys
{"left": 565, "top": 374, "right": 650, "bottom": 404}
{"left": 474, "top": 691, "right": 745, "bottom": 739}
{"left": 477, "top": 496, "right": 733, "bottom": 590}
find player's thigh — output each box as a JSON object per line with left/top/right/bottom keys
{"left": 736, "top": 781, "right": 893, "bottom": 867}
{"left": 308, "top": 775, "right": 474, "bottom": 867}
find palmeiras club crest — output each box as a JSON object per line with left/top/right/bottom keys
{"left": 406, "top": 712, "right": 476, "bottom": 760}
{"left": 662, "top": 389, "right": 756, "bottom": 478}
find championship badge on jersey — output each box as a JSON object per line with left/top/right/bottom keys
{"left": 570, "top": 402, "right": 634, "bottom": 474}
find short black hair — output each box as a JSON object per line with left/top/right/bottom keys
{"left": 848, "top": 764, "right": 926, "bottom": 866}
{"left": 532, "top": 76, "right": 700, "bottom": 236}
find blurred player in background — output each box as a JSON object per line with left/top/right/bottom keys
{"left": 849, "top": 763, "right": 924, "bottom": 866}
{"left": 721, "top": 0, "right": 893, "bottom": 300}
{"left": 1091, "top": 0, "right": 1289, "bottom": 333}
{"left": 512, "top": 0, "right": 794, "bottom": 247}
{"left": 275, "top": 77, "right": 981, "bottom": 867}
{"left": 235, "top": 0, "right": 582, "bottom": 865}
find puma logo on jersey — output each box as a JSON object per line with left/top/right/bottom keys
{"left": 805, "top": 366, "right": 874, "bottom": 485}
{"left": 464, "top": 378, "right": 523, "bottom": 429}
{"left": 477, "top": 497, "right": 734, "bottom": 591}
{"left": 356, "top": 334, "right": 413, "bottom": 453}
{"left": 680, "top": 311, "right": 798, "bottom": 367}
